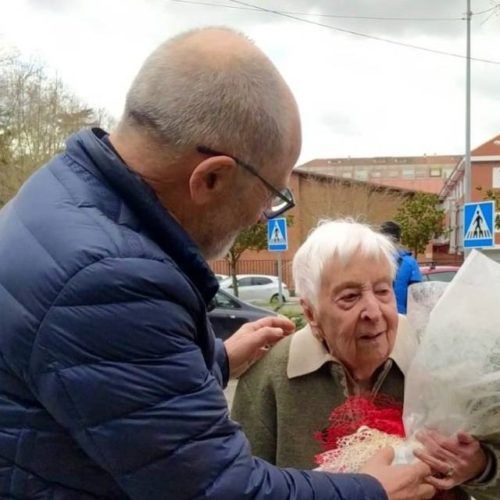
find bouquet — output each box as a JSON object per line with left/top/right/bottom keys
{"left": 315, "top": 250, "right": 500, "bottom": 472}
{"left": 314, "top": 395, "right": 406, "bottom": 472}
{"left": 402, "top": 250, "right": 500, "bottom": 443}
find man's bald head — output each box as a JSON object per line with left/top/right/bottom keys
{"left": 119, "top": 27, "right": 300, "bottom": 168}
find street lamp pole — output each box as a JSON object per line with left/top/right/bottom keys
{"left": 464, "top": 0, "right": 472, "bottom": 204}
{"left": 462, "top": 0, "right": 472, "bottom": 257}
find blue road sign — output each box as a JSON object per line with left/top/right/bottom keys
{"left": 267, "top": 218, "right": 288, "bottom": 252}
{"left": 463, "top": 201, "right": 495, "bottom": 248}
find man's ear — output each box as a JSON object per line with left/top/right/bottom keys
{"left": 188, "top": 156, "right": 237, "bottom": 205}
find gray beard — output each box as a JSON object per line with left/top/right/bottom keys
{"left": 202, "top": 231, "right": 239, "bottom": 261}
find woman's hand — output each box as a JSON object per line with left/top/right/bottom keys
{"left": 414, "top": 429, "right": 488, "bottom": 490}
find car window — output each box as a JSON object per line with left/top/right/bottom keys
{"left": 215, "top": 292, "right": 241, "bottom": 309}
{"left": 252, "top": 277, "right": 272, "bottom": 286}
{"left": 238, "top": 277, "right": 253, "bottom": 287}
{"left": 427, "top": 271, "right": 456, "bottom": 282}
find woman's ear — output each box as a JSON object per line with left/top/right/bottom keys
{"left": 301, "top": 298, "right": 322, "bottom": 338}
{"left": 300, "top": 299, "right": 318, "bottom": 329}
{"left": 188, "top": 156, "right": 236, "bottom": 205}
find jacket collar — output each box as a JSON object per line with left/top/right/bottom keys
{"left": 287, "top": 314, "right": 417, "bottom": 379}
{"left": 65, "top": 128, "right": 219, "bottom": 305}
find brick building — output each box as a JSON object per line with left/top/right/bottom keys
{"left": 298, "top": 154, "right": 461, "bottom": 194}
{"left": 440, "top": 134, "right": 500, "bottom": 258}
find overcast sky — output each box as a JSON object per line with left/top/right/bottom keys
{"left": 1, "top": 0, "right": 499, "bottom": 163}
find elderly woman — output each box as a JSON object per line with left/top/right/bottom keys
{"left": 231, "top": 219, "right": 498, "bottom": 500}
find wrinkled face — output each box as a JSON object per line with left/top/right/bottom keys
{"left": 307, "top": 252, "right": 398, "bottom": 382}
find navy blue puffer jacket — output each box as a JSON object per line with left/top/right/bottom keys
{"left": 0, "top": 128, "right": 387, "bottom": 499}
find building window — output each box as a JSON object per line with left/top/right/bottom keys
{"left": 430, "top": 167, "right": 442, "bottom": 177}
{"left": 371, "top": 170, "right": 382, "bottom": 178}
{"left": 492, "top": 167, "right": 500, "bottom": 188}
{"left": 415, "top": 167, "right": 428, "bottom": 178}
{"left": 402, "top": 167, "right": 415, "bottom": 179}
{"left": 354, "top": 169, "right": 369, "bottom": 181}
{"left": 342, "top": 172, "right": 352, "bottom": 178}
{"left": 388, "top": 169, "right": 399, "bottom": 178}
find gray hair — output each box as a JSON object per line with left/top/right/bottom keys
{"left": 293, "top": 219, "right": 397, "bottom": 307}
{"left": 121, "top": 27, "right": 292, "bottom": 167}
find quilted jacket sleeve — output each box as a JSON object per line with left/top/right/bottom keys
{"left": 212, "top": 337, "right": 230, "bottom": 388}
{"left": 28, "top": 257, "right": 387, "bottom": 500}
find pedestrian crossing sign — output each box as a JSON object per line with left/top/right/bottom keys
{"left": 463, "top": 201, "right": 495, "bottom": 248}
{"left": 267, "top": 217, "right": 288, "bottom": 252}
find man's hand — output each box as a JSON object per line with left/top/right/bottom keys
{"left": 224, "top": 316, "right": 295, "bottom": 378}
{"left": 361, "top": 447, "right": 436, "bottom": 500}
{"left": 414, "top": 430, "right": 488, "bottom": 490}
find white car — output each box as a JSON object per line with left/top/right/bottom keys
{"left": 219, "top": 274, "right": 289, "bottom": 304}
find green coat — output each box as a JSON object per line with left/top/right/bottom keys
{"left": 232, "top": 324, "right": 500, "bottom": 500}
{"left": 232, "top": 325, "right": 406, "bottom": 469}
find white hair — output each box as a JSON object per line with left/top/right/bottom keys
{"left": 293, "top": 219, "right": 397, "bottom": 307}
{"left": 121, "top": 27, "right": 292, "bottom": 167}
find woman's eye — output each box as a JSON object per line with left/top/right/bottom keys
{"left": 339, "top": 293, "right": 359, "bottom": 302}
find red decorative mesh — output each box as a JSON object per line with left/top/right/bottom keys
{"left": 314, "top": 395, "right": 405, "bottom": 452}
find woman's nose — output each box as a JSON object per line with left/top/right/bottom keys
{"left": 360, "top": 292, "right": 382, "bottom": 321}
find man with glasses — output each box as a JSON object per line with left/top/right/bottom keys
{"left": 197, "top": 145, "right": 295, "bottom": 220}
{"left": 0, "top": 28, "right": 435, "bottom": 499}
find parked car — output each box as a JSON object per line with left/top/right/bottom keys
{"left": 215, "top": 274, "right": 229, "bottom": 282}
{"left": 419, "top": 265, "right": 460, "bottom": 282}
{"left": 208, "top": 289, "right": 276, "bottom": 340}
{"left": 219, "top": 274, "right": 290, "bottom": 304}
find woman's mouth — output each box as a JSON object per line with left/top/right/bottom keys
{"left": 359, "top": 331, "right": 384, "bottom": 342}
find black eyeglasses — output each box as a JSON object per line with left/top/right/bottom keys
{"left": 197, "top": 145, "right": 295, "bottom": 219}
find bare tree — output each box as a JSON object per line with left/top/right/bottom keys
{"left": 0, "top": 51, "right": 113, "bottom": 206}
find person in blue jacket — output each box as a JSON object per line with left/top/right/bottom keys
{"left": 0, "top": 28, "right": 435, "bottom": 500}
{"left": 380, "top": 221, "right": 422, "bottom": 314}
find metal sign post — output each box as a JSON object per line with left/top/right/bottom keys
{"left": 267, "top": 218, "right": 288, "bottom": 307}
{"left": 277, "top": 252, "right": 283, "bottom": 306}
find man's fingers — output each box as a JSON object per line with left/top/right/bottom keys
{"left": 225, "top": 317, "right": 294, "bottom": 378}
{"left": 252, "top": 316, "right": 295, "bottom": 333}
{"left": 417, "top": 483, "right": 437, "bottom": 499}
{"left": 412, "top": 460, "right": 433, "bottom": 479}
{"left": 250, "top": 326, "right": 288, "bottom": 347}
